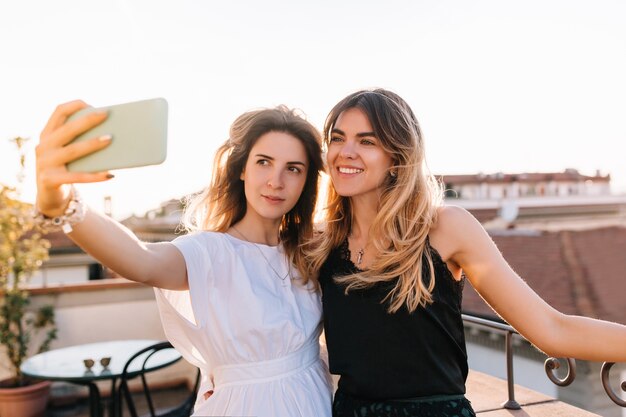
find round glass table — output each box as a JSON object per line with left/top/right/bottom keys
{"left": 21, "top": 339, "right": 182, "bottom": 417}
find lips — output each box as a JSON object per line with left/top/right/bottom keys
{"left": 262, "top": 194, "right": 285, "bottom": 204}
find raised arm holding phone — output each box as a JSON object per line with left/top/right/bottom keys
{"left": 35, "top": 100, "right": 333, "bottom": 417}
{"left": 36, "top": 100, "right": 185, "bottom": 290}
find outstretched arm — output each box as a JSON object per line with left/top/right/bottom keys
{"left": 432, "top": 205, "right": 626, "bottom": 362}
{"left": 36, "top": 100, "right": 187, "bottom": 290}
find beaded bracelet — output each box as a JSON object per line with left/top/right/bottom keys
{"left": 34, "top": 186, "right": 86, "bottom": 234}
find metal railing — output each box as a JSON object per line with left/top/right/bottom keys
{"left": 462, "top": 313, "right": 622, "bottom": 409}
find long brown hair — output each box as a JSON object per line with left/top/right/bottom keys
{"left": 306, "top": 89, "right": 444, "bottom": 312}
{"left": 183, "top": 106, "right": 324, "bottom": 285}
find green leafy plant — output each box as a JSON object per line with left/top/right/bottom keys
{"left": 0, "top": 137, "right": 56, "bottom": 387}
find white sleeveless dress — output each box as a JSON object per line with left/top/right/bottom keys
{"left": 154, "top": 232, "right": 333, "bottom": 417}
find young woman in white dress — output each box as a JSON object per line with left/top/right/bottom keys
{"left": 35, "top": 101, "right": 333, "bottom": 416}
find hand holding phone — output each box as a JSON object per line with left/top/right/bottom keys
{"left": 66, "top": 98, "right": 168, "bottom": 172}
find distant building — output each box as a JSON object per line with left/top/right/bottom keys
{"left": 440, "top": 170, "right": 626, "bottom": 231}
{"left": 442, "top": 169, "right": 611, "bottom": 200}
{"left": 121, "top": 197, "right": 186, "bottom": 242}
{"left": 31, "top": 231, "right": 111, "bottom": 286}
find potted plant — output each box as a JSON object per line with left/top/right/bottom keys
{"left": 0, "top": 137, "right": 56, "bottom": 417}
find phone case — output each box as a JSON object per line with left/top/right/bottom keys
{"left": 66, "top": 98, "right": 168, "bottom": 172}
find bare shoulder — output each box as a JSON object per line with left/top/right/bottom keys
{"left": 429, "top": 205, "right": 483, "bottom": 261}
{"left": 435, "top": 205, "right": 473, "bottom": 224}
{"left": 431, "top": 205, "right": 479, "bottom": 238}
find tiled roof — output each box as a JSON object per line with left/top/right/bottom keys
{"left": 42, "top": 230, "right": 80, "bottom": 252}
{"left": 567, "top": 227, "right": 626, "bottom": 323}
{"left": 462, "top": 226, "right": 626, "bottom": 325}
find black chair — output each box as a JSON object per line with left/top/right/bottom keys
{"left": 118, "top": 341, "right": 201, "bottom": 417}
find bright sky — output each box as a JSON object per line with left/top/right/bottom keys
{"left": 1, "top": 0, "right": 625, "bottom": 219}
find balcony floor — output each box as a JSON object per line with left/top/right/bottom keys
{"left": 467, "top": 370, "right": 600, "bottom": 416}
{"left": 45, "top": 370, "right": 600, "bottom": 417}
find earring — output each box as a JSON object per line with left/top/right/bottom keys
{"left": 390, "top": 170, "right": 397, "bottom": 178}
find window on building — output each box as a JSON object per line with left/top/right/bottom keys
{"left": 88, "top": 263, "right": 104, "bottom": 280}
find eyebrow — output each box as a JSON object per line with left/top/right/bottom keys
{"left": 254, "top": 153, "right": 307, "bottom": 166}
{"left": 331, "top": 128, "right": 377, "bottom": 138}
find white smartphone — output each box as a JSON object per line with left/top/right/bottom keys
{"left": 66, "top": 98, "right": 168, "bottom": 172}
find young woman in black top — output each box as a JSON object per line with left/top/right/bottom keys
{"left": 306, "top": 88, "right": 626, "bottom": 417}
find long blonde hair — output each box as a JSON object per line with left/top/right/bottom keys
{"left": 183, "top": 106, "right": 324, "bottom": 285}
{"left": 306, "top": 89, "right": 444, "bottom": 312}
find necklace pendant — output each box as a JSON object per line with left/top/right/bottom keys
{"left": 356, "top": 248, "right": 364, "bottom": 266}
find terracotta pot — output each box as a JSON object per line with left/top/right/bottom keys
{"left": 0, "top": 378, "right": 51, "bottom": 417}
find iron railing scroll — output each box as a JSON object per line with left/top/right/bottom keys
{"left": 544, "top": 357, "right": 576, "bottom": 386}
{"left": 462, "top": 313, "right": 624, "bottom": 409}
{"left": 601, "top": 362, "right": 626, "bottom": 407}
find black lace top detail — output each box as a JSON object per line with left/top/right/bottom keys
{"left": 319, "top": 238, "right": 468, "bottom": 400}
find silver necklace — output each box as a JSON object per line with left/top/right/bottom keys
{"left": 355, "top": 248, "right": 365, "bottom": 266}
{"left": 350, "top": 234, "right": 367, "bottom": 266}
{"left": 231, "top": 225, "right": 291, "bottom": 286}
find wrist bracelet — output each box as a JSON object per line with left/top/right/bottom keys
{"left": 34, "top": 186, "right": 87, "bottom": 234}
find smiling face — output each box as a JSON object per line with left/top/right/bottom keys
{"left": 326, "top": 107, "right": 394, "bottom": 200}
{"left": 240, "top": 131, "right": 309, "bottom": 223}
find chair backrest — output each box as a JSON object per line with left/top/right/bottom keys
{"left": 118, "top": 341, "right": 200, "bottom": 417}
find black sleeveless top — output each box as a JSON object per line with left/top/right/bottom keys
{"left": 319, "top": 239, "right": 468, "bottom": 401}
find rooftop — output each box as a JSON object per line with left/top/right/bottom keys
{"left": 463, "top": 225, "right": 626, "bottom": 325}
